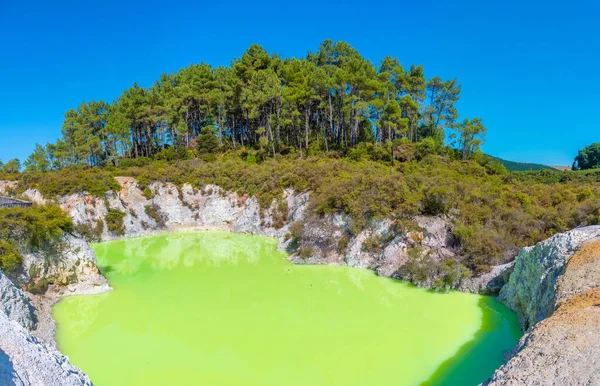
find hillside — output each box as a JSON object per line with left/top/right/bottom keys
{"left": 486, "top": 155, "right": 553, "bottom": 172}
{"left": 3, "top": 151, "right": 600, "bottom": 289}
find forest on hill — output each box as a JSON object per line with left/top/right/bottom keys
{"left": 1, "top": 41, "right": 599, "bottom": 283}
{"left": 16, "top": 40, "right": 485, "bottom": 170}
{"left": 485, "top": 155, "right": 552, "bottom": 172}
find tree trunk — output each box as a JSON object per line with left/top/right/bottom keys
{"left": 305, "top": 104, "right": 310, "bottom": 151}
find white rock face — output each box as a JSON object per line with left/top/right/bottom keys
{"left": 48, "top": 179, "right": 311, "bottom": 248}
{"left": 0, "top": 272, "right": 36, "bottom": 330}
{"left": 14, "top": 234, "right": 110, "bottom": 297}
{"left": 458, "top": 262, "right": 514, "bottom": 294}
{"left": 498, "top": 225, "right": 600, "bottom": 329}
{"left": 486, "top": 226, "right": 600, "bottom": 385}
{"left": 0, "top": 180, "right": 17, "bottom": 193}
{"left": 0, "top": 313, "right": 92, "bottom": 386}
{"left": 0, "top": 261, "right": 93, "bottom": 386}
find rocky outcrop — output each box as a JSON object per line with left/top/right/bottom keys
{"left": 458, "top": 262, "right": 514, "bottom": 294}
{"left": 51, "top": 178, "right": 306, "bottom": 243}
{"left": 485, "top": 226, "right": 600, "bottom": 385}
{"left": 11, "top": 234, "right": 110, "bottom": 297}
{"left": 0, "top": 184, "right": 110, "bottom": 385}
{"left": 9, "top": 178, "right": 506, "bottom": 291}
{"left": 0, "top": 272, "right": 36, "bottom": 330}
{"left": 0, "top": 268, "right": 92, "bottom": 386}
{"left": 498, "top": 226, "right": 600, "bottom": 329}
{"left": 0, "top": 312, "right": 92, "bottom": 386}
{"left": 43, "top": 178, "right": 461, "bottom": 284}
{"left": 4, "top": 177, "right": 558, "bottom": 385}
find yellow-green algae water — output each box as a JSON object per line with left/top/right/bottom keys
{"left": 54, "top": 231, "right": 521, "bottom": 386}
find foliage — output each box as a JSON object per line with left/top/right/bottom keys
{"left": 486, "top": 155, "right": 551, "bottom": 172}
{"left": 153, "top": 147, "right": 194, "bottom": 162}
{"left": 74, "top": 220, "right": 104, "bottom": 242}
{"left": 450, "top": 118, "right": 486, "bottom": 159}
{"left": 573, "top": 142, "right": 600, "bottom": 170}
{"left": 398, "top": 247, "right": 471, "bottom": 291}
{"left": 0, "top": 239, "right": 21, "bottom": 271}
{"left": 0, "top": 159, "right": 21, "bottom": 174}
{"left": 17, "top": 167, "right": 119, "bottom": 197}
{"left": 105, "top": 209, "right": 126, "bottom": 235}
{"left": 142, "top": 187, "right": 153, "bottom": 199}
{"left": 0, "top": 205, "right": 73, "bottom": 270}
{"left": 25, "top": 40, "right": 479, "bottom": 169}
{"left": 196, "top": 133, "right": 220, "bottom": 156}
{"left": 9, "top": 141, "right": 600, "bottom": 279}
{"left": 144, "top": 204, "right": 166, "bottom": 227}
{"left": 298, "top": 247, "right": 314, "bottom": 259}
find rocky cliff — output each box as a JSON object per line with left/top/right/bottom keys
{"left": 5, "top": 177, "right": 597, "bottom": 385}
{"left": 0, "top": 270, "right": 93, "bottom": 386}
{"left": 0, "top": 186, "right": 110, "bottom": 385}
{"left": 485, "top": 226, "right": 600, "bottom": 385}
{"left": 16, "top": 177, "right": 502, "bottom": 292}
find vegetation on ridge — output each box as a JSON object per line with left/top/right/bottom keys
{"left": 485, "top": 155, "right": 552, "bottom": 172}
{"left": 0, "top": 205, "right": 73, "bottom": 271}
{"left": 7, "top": 148, "right": 600, "bottom": 278}
{"left": 19, "top": 40, "right": 484, "bottom": 171}
{"left": 0, "top": 40, "right": 598, "bottom": 285}
{"left": 573, "top": 142, "right": 600, "bottom": 171}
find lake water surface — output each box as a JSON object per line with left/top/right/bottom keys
{"left": 54, "top": 231, "right": 521, "bottom": 386}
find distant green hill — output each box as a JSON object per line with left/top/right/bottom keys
{"left": 486, "top": 155, "right": 554, "bottom": 172}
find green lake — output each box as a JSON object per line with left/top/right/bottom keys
{"left": 53, "top": 231, "right": 521, "bottom": 386}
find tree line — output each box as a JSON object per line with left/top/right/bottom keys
{"left": 18, "top": 40, "right": 487, "bottom": 172}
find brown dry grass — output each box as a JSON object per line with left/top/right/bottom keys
{"left": 546, "top": 288, "right": 600, "bottom": 328}
{"left": 566, "top": 239, "right": 600, "bottom": 269}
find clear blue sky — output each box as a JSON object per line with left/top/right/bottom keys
{"left": 1, "top": 0, "right": 598, "bottom": 166}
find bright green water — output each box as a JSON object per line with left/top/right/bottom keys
{"left": 54, "top": 231, "right": 521, "bottom": 386}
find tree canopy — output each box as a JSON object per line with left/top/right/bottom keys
{"left": 573, "top": 142, "right": 600, "bottom": 170}
{"left": 23, "top": 40, "right": 482, "bottom": 170}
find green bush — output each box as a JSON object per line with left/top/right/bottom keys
{"left": 196, "top": 133, "right": 219, "bottom": 155}
{"left": 74, "top": 220, "right": 104, "bottom": 242}
{"left": 0, "top": 205, "right": 73, "bottom": 270}
{"left": 17, "top": 167, "right": 119, "bottom": 197}
{"left": 298, "top": 247, "right": 314, "bottom": 259}
{"left": 144, "top": 204, "right": 166, "bottom": 227}
{"left": 143, "top": 187, "right": 153, "bottom": 199}
{"left": 0, "top": 240, "right": 21, "bottom": 271}
{"left": 105, "top": 209, "right": 126, "bottom": 235}
{"left": 12, "top": 149, "right": 600, "bottom": 280}
{"left": 154, "top": 147, "right": 194, "bottom": 162}
{"left": 0, "top": 205, "right": 72, "bottom": 249}
{"left": 338, "top": 234, "right": 350, "bottom": 252}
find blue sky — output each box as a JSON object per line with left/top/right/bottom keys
{"left": 0, "top": 0, "right": 598, "bottom": 166}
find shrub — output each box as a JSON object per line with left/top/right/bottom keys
{"left": 338, "top": 234, "right": 350, "bottom": 252}
{"left": 144, "top": 204, "right": 166, "bottom": 227}
{"left": 420, "top": 188, "right": 449, "bottom": 216}
{"left": 153, "top": 147, "right": 194, "bottom": 162}
{"left": 0, "top": 205, "right": 72, "bottom": 249}
{"left": 298, "top": 247, "right": 314, "bottom": 259}
{"left": 0, "top": 204, "right": 73, "bottom": 270}
{"left": 362, "top": 234, "right": 383, "bottom": 252}
{"left": 347, "top": 147, "right": 369, "bottom": 162}
{"left": 12, "top": 149, "right": 600, "bottom": 282}
{"left": 272, "top": 200, "right": 288, "bottom": 229}
{"left": 74, "top": 220, "right": 104, "bottom": 242}
{"left": 415, "top": 138, "right": 437, "bottom": 160}
{"left": 17, "top": 167, "right": 119, "bottom": 197}
{"left": 0, "top": 240, "right": 21, "bottom": 271}
{"left": 143, "top": 187, "right": 153, "bottom": 200}
{"left": 105, "top": 209, "right": 126, "bottom": 235}
{"left": 196, "top": 133, "right": 219, "bottom": 155}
